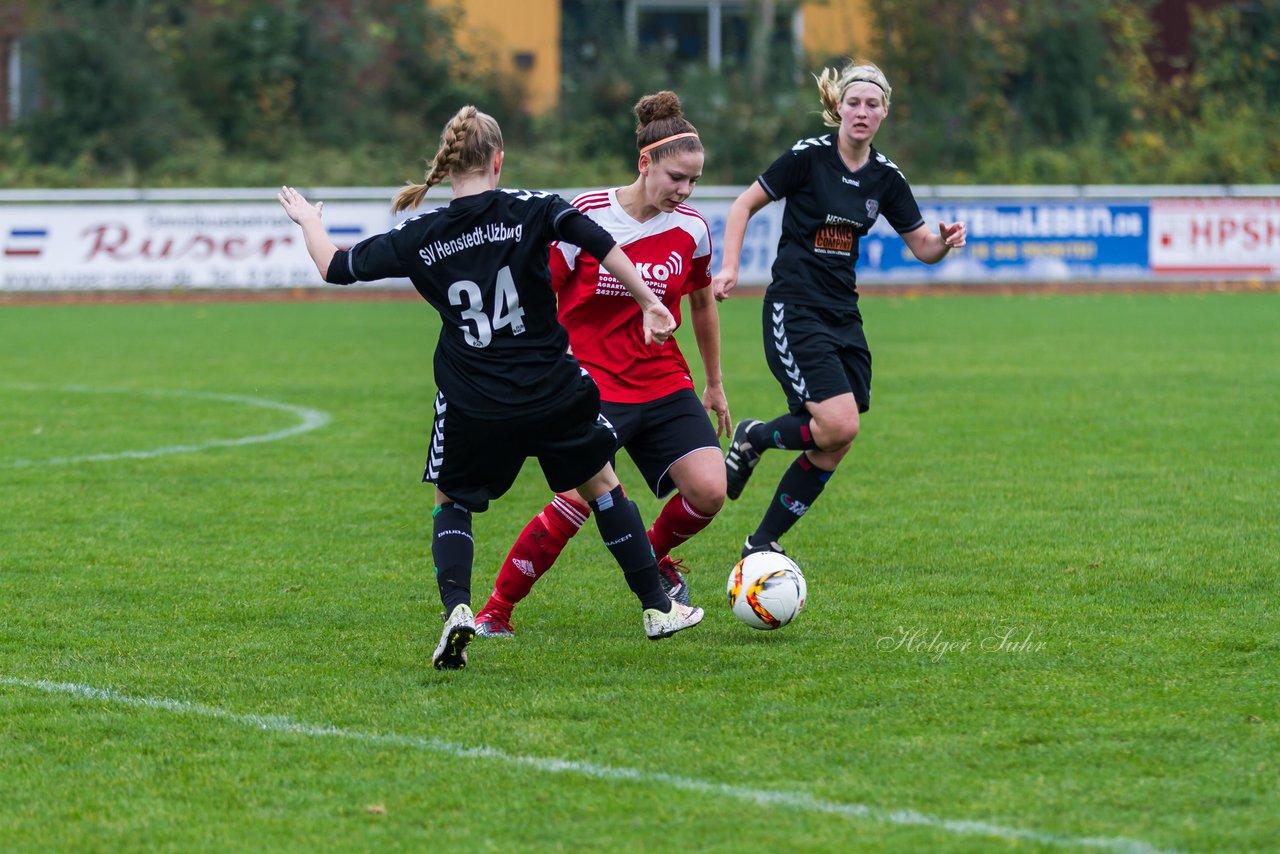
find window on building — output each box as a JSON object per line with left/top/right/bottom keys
{"left": 635, "top": 9, "right": 708, "bottom": 61}
{"left": 626, "top": 1, "right": 798, "bottom": 70}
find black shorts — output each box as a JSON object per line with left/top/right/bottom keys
{"left": 762, "top": 300, "right": 871, "bottom": 414}
{"left": 602, "top": 388, "right": 720, "bottom": 498}
{"left": 422, "top": 370, "right": 617, "bottom": 513}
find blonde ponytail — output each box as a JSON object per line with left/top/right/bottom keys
{"left": 392, "top": 106, "right": 505, "bottom": 213}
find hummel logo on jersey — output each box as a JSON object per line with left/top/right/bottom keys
{"left": 513, "top": 558, "right": 537, "bottom": 578}
{"left": 771, "top": 302, "right": 808, "bottom": 399}
{"left": 502, "top": 189, "right": 553, "bottom": 201}
{"left": 780, "top": 493, "right": 810, "bottom": 517}
{"left": 841, "top": 176, "right": 861, "bottom": 186}
{"left": 791, "top": 136, "right": 832, "bottom": 151}
{"left": 392, "top": 212, "right": 431, "bottom": 231}
{"left": 876, "top": 152, "right": 906, "bottom": 176}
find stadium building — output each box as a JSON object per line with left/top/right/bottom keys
{"left": 431, "top": 0, "right": 875, "bottom": 114}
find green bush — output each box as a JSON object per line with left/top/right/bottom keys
{"left": 5, "top": 0, "right": 521, "bottom": 187}
{"left": 18, "top": 4, "right": 199, "bottom": 173}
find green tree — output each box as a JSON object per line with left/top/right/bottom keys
{"left": 19, "top": 0, "right": 199, "bottom": 173}
{"left": 8, "top": 0, "right": 519, "bottom": 184}
{"left": 871, "top": 0, "right": 1159, "bottom": 182}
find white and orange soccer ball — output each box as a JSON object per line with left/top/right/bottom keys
{"left": 726, "top": 551, "right": 807, "bottom": 630}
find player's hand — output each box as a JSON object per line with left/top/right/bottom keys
{"left": 642, "top": 302, "right": 676, "bottom": 346}
{"left": 702, "top": 383, "right": 731, "bottom": 438}
{"left": 939, "top": 221, "right": 966, "bottom": 249}
{"left": 277, "top": 186, "right": 324, "bottom": 226}
{"left": 712, "top": 268, "right": 740, "bottom": 302}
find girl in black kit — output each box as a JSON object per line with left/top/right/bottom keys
{"left": 712, "top": 61, "right": 967, "bottom": 559}
{"left": 278, "top": 105, "right": 704, "bottom": 671}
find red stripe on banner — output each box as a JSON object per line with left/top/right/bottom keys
{"left": 4, "top": 248, "right": 42, "bottom": 257}
{"left": 1152, "top": 265, "right": 1273, "bottom": 274}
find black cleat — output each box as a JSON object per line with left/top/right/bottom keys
{"left": 725, "top": 419, "right": 764, "bottom": 501}
{"left": 741, "top": 536, "right": 788, "bottom": 559}
{"left": 657, "top": 555, "right": 691, "bottom": 606}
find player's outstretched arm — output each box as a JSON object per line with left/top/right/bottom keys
{"left": 689, "top": 287, "right": 731, "bottom": 436}
{"left": 901, "top": 220, "right": 967, "bottom": 265}
{"left": 599, "top": 245, "right": 676, "bottom": 346}
{"left": 712, "top": 181, "right": 772, "bottom": 301}
{"left": 277, "top": 186, "right": 340, "bottom": 281}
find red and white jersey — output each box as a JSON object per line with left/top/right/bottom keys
{"left": 551, "top": 188, "right": 713, "bottom": 404}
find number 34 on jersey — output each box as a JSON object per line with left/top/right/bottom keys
{"left": 448, "top": 265, "right": 527, "bottom": 348}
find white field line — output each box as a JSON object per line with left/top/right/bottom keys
{"left": 0, "top": 384, "right": 330, "bottom": 467}
{"left": 0, "top": 676, "right": 1184, "bottom": 854}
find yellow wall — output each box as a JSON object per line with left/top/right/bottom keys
{"left": 800, "top": 0, "right": 876, "bottom": 61}
{"left": 438, "top": 0, "right": 875, "bottom": 115}
{"left": 431, "top": 0, "right": 561, "bottom": 115}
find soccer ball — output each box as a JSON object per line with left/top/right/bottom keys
{"left": 726, "top": 552, "right": 807, "bottom": 630}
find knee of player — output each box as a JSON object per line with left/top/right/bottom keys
{"left": 690, "top": 485, "right": 726, "bottom": 515}
{"left": 818, "top": 417, "right": 859, "bottom": 450}
{"left": 687, "top": 479, "right": 727, "bottom": 515}
{"left": 840, "top": 420, "right": 860, "bottom": 446}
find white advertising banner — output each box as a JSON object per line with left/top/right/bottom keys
{"left": 0, "top": 196, "right": 787, "bottom": 291}
{"left": 1149, "top": 198, "right": 1280, "bottom": 274}
{"left": 0, "top": 202, "right": 405, "bottom": 291}
{"left": 5, "top": 189, "right": 1278, "bottom": 290}
{"left": 696, "top": 199, "right": 784, "bottom": 286}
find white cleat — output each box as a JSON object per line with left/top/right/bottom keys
{"left": 643, "top": 600, "right": 704, "bottom": 640}
{"left": 432, "top": 603, "right": 476, "bottom": 670}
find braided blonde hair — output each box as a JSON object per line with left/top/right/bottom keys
{"left": 815, "top": 60, "right": 892, "bottom": 128}
{"left": 392, "top": 106, "right": 505, "bottom": 213}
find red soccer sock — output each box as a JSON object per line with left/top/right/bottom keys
{"left": 486, "top": 493, "right": 590, "bottom": 611}
{"left": 646, "top": 493, "right": 718, "bottom": 560}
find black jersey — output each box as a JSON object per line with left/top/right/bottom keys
{"left": 758, "top": 136, "right": 924, "bottom": 311}
{"left": 329, "top": 189, "right": 603, "bottom": 418}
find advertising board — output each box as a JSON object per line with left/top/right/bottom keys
{"left": 0, "top": 202, "right": 401, "bottom": 291}
{"left": 1148, "top": 198, "right": 1280, "bottom": 275}
{"left": 858, "top": 203, "right": 1150, "bottom": 282}
{"left": 3, "top": 189, "right": 1278, "bottom": 290}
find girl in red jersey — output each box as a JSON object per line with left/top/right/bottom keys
{"left": 475, "top": 91, "right": 729, "bottom": 637}
{"left": 279, "top": 105, "right": 704, "bottom": 670}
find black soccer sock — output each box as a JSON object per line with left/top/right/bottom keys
{"left": 753, "top": 453, "right": 832, "bottom": 546}
{"left": 432, "top": 502, "right": 474, "bottom": 613}
{"left": 748, "top": 412, "right": 818, "bottom": 452}
{"left": 590, "top": 485, "right": 669, "bottom": 611}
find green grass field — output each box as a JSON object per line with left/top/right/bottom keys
{"left": 1, "top": 291, "right": 1276, "bottom": 853}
